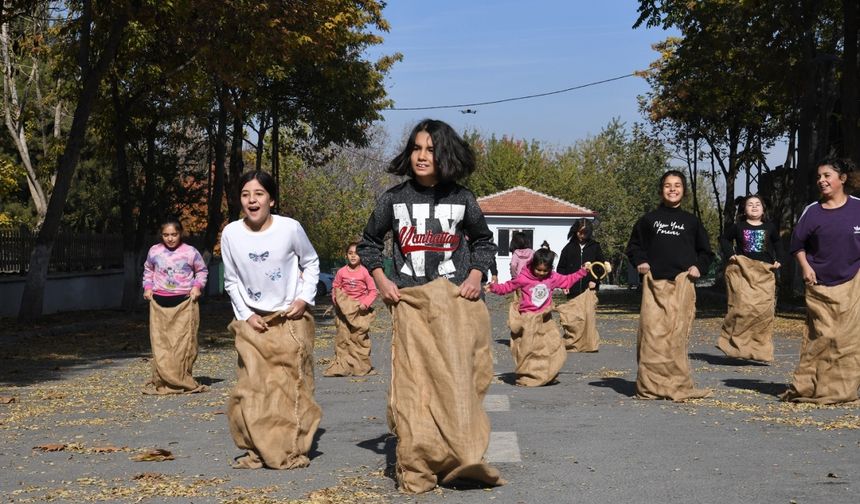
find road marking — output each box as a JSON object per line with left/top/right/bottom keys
{"left": 484, "top": 394, "right": 510, "bottom": 412}
{"left": 485, "top": 431, "right": 521, "bottom": 463}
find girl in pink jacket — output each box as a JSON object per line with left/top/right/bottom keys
{"left": 508, "top": 231, "right": 534, "bottom": 278}
{"left": 487, "top": 248, "right": 589, "bottom": 313}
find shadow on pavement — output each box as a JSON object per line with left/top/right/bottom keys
{"left": 197, "top": 376, "right": 225, "bottom": 386}
{"left": 588, "top": 377, "right": 636, "bottom": 397}
{"left": 690, "top": 352, "right": 770, "bottom": 367}
{"left": 723, "top": 378, "right": 787, "bottom": 397}
{"left": 494, "top": 338, "right": 510, "bottom": 347}
{"left": 356, "top": 432, "right": 396, "bottom": 480}
{"left": 309, "top": 427, "right": 326, "bottom": 460}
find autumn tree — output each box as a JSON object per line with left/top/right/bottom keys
{"left": 18, "top": 0, "right": 130, "bottom": 321}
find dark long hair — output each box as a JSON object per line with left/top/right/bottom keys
{"left": 567, "top": 219, "right": 593, "bottom": 242}
{"left": 237, "top": 170, "right": 277, "bottom": 201}
{"left": 509, "top": 231, "right": 531, "bottom": 253}
{"left": 388, "top": 119, "right": 476, "bottom": 182}
{"left": 818, "top": 157, "right": 859, "bottom": 192}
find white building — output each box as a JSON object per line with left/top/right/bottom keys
{"left": 477, "top": 186, "right": 597, "bottom": 282}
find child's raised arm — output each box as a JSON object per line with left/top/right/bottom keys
{"left": 487, "top": 276, "right": 523, "bottom": 296}
{"left": 554, "top": 267, "right": 589, "bottom": 290}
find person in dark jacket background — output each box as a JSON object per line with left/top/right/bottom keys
{"left": 557, "top": 219, "right": 605, "bottom": 298}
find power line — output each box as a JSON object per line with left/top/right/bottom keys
{"left": 384, "top": 73, "right": 636, "bottom": 111}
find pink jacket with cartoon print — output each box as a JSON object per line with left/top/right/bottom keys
{"left": 489, "top": 266, "right": 588, "bottom": 313}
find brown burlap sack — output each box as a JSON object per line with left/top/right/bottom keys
{"left": 508, "top": 302, "right": 566, "bottom": 387}
{"left": 636, "top": 272, "right": 712, "bottom": 401}
{"left": 324, "top": 290, "right": 376, "bottom": 377}
{"left": 555, "top": 289, "right": 600, "bottom": 353}
{"left": 143, "top": 298, "right": 205, "bottom": 395}
{"left": 389, "top": 278, "right": 504, "bottom": 494}
{"left": 717, "top": 256, "right": 776, "bottom": 362}
{"left": 227, "top": 311, "right": 322, "bottom": 469}
{"left": 781, "top": 270, "right": 860, "bottom": 404}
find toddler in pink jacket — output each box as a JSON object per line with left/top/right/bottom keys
{"left": 487, "top": 248, "right": 589, "bottom": 313}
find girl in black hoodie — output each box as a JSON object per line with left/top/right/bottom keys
{"left": 557, "top": 219, "right": 605, "bottom": 298}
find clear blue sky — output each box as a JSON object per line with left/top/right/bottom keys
{"left": 366, "top": 0, "right": 672, "bottom": 149}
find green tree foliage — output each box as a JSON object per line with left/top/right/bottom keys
{"left": 634, "top": 0, "right": 857, "bottom": 226}
{"left": 464, "top": 120, "right": 693, "bottom": 266}
{"left": 275, "top": 126, "right": 394, "bottom": 265}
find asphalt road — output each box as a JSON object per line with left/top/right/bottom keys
{"left": 0, "top": 288, "right": 857, "bottom": 503}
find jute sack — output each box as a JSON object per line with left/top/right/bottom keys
{"left": 509, "top": 302, "right": 566, "bottom": 387}
{"left": 717, "top": 256, "right": 775, "bottom": 362}
{"left": 389, "top": 278, "right": 504, "bottom": 494}
{"left": 781, "top": 270, "right": 860, "bottom": 404}
{"left": 555, "top": 288, "right": 600, "bottom": 352}
{"left": 227, "top": 311, "right": 321, "bottom": 469}
{"left": 324, "top": 290, "right": 375, "bottom": 377}
{"left": 636, "top": 272, "right": 712, "bottom": 400}
{"left": 143, "top": 298, "right": 205, "bottom": 395}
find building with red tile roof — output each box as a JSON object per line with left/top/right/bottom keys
{"left": 476, "top": 186, "right": 597, "bottom": 281}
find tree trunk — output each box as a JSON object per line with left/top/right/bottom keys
{"left": 18, "top": 5, "right": 128, "bottom": 321}
{"left": 226, "top": 103, "right": 244, "bottom": 222}
{"left": 111, "top": 78, "right": 139, "bottom": 311}
{"left": 203, "top": 85, "right": 228, "bottom": 255}
{"left": 842, "top": 0, "right": 858, "bottom": 162}
{"left": 271, "top": 107, "right": 280, "bottom": 213}
{"left": 254, "top": 110, "right": 270, "bottom": 172}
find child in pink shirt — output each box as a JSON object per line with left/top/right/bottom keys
{"left": 332, "top": 242, "right": 378, "bottom": 309}
{"left": 325, "top": 242, "right": 378, "bottom": 377}
{"left": 487, "top": 248, "right": 589, "bottom": 313}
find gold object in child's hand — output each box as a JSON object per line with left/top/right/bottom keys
{"left": 584, "top": 261, "right": 612, "bottom": 280}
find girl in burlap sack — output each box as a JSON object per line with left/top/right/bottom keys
{"left": 324, "top": 241, "right": 378, "bottom": 377}
{"left": 626, "top": 170, "right": 715, "bottom": 400}
{"left": 557, "top": 219, "right": 605, "bottom": 352}
{"left": 221, "top": 170, "right": 322, "bottom": 469}
{"left": 358, "top": 119, "right": 504, "bottom": 493}
{"left": 142, "top": 219, "right": 208, "bottom": 395}
{"left": 486, "top": 248, "right": 589, "bottom": 386}
{"left": 717, "top": 195, "right": 784, "bottom": 363}
{"left": 782, "top": 158, "right": 860, "bottom": 404}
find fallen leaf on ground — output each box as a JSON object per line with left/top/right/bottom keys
{"left": 90, "top": 445, "right": 126, "bottom": 453}
{"left": 130, "top": 448, "right": 175, "bottom": 462}
{"left": 0, "top": 396, "right": 15, "bottom": 404}
{"left": 133, "top": 472, "right": 165, "bottom": 480}
{"left": 33, "top": 443, "right": 67, "bottom": 452}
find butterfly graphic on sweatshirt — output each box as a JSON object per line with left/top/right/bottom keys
{"left": 266, "top": 268, "right": 282, "bottom": 281}
{"left": 249, "top": 251, "right": 269, "bottom": 262}
{"left": 246, "top": 288, "right": 262, "bottom": 301}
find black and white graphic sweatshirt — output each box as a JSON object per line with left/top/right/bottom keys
{"left": 358, "top": 180, "right": 498, "bottom": 288}
{"left": 626, "top": 205, "right": 715, "bottom": 281}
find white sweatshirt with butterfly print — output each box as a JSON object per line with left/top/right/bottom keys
{"left": 221, "top": 215, "right": 320, "bottom": 321}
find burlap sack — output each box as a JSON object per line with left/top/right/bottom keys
{"left": 324, "top": 290, "right": 376, "bottom": 377}
{"left": 508, "top": 302, "right": 567, "bottom": 387}
{"left": 781, "top": 270, "right": 860, "bottom": 404}
{"left": 227, "top": 311, "right": 322, "bottom": 469}
{"left": 389, "top": 278, "right": 504, "bottom": 493}
{"left": 555, "top": 289, "right": 600, "bottom": 352}
{"left": 143, "top": 298, "right": 205, "bottom": 395}
{"left": 636, "top": 272, "right": 712, "bottom": 400}
{"left": 717, "top": 256, "right": 776, "bottom": 362}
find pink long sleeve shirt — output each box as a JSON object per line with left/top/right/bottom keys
{"left": 489, "top": 266, "right": 588, "bottom": 313}
{"left": 332, "top": 264, "right": 378, "bottom": 307}
{"left": 142, "top": 243, "right": 208, "bottom": 296}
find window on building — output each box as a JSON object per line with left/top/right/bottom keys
{"left": 497, "top": 228, "right": 533, "bottom": 256}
